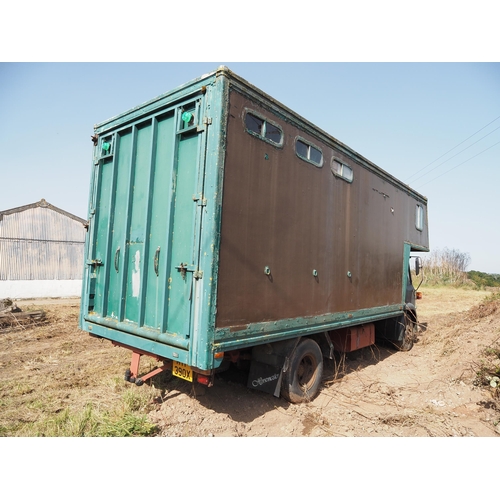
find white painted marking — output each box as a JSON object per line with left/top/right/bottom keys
{"left": 132, "top": 250, "right": 140, "bottom": 297}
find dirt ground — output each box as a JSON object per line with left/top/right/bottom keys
{"left": 1, "top": 287, "right": 499, "bottom": 437}
{"left": 148, "top": 287, "right": 500, "bottom": 437}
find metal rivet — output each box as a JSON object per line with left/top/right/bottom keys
{"left": 264, "top": 266, "right": 271, "bottom": 275}
{"left": 347, "top": 271, "right": 352, "bottom": 278}
{"left": 312, "top": 269, "right": 318, "bottom": 277}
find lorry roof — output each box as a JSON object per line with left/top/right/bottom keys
{"left": 94, "top": 65, "right": 427, "bottom": 203}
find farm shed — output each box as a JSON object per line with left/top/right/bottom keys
{"left": 0, "top": 199, "right": 86, "bottom": 299}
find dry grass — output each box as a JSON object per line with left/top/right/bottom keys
{"left": 3, "top": 288, "right": 500, "bottom": 438}
{"left": 0, "top": 301, "right": 162, "bottom": 436}
{"left": 473, "top": 335, "right": 500, "bottom": 399}
{"left": 416, "top": 286, "right": 491, "bottom": 320}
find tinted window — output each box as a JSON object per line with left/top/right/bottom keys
{"left": 296, "top": 138, "right": 323, "bottom": 167}
{"left": 245, "top": 113, "right": 264, "bottom": 135}
{"left": 245, "top": 111, "right": 283, "bottom": 146}
{"left": 309, "top": 145, "right": 322, "bottom": 165}
{"left": 265, "top": 122, "right": 281, "bottom": 143}
{"left": 296, "top": 140, "right": 308, "bottom": 159}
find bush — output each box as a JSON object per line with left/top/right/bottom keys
{"left": 467, "top": 271, "right": 500, "bottom": 288}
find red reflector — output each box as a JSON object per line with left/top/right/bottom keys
{"left": 197, "top": 374, "right": 210, "bottom": 386}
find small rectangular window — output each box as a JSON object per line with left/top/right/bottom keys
{"left": 245, "top": 113, "right": 264, "bottom": 135}
{"left": 415, "top": 204, "right": 424, "bottom": 231}
{"left": 295, "top": 138, "right": 323, "bottom": 167}
{"left": 265, "top": 122, "right": 281, "bottom": 143}
{"left": 296, "top": 140, "right": 308, "bottom": 159}
{"left": 332, "top": 159, "right": 353, "bottom": 182}
{"left": 309, "top": 146, "right": 323, "bottom": 165}
{"left": 245, "top": 111, "right": 283, "bottom": 146}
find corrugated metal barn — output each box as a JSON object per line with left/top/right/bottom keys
{"left": 0, "top": 199, "right": 86, "bottom": 299}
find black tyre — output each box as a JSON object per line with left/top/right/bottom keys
{"left": 281, "top": 338, "right": 323, "bottom": 404}
{"left": 393, "top": 314, "right": 417, "bottom": 352}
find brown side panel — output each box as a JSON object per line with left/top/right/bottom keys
{"left": 215, "top": 89, "right": 425, "bottom": 329}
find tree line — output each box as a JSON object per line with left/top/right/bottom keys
{"left": 419, "top": 248, "right": 499, "bottom": 287}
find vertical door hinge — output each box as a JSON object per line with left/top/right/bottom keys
{"left": 197, "top": 117, "right": 212, "bottom": 132}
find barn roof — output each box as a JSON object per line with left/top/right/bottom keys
{"left": 0, "top": 199, "right": 86, "bottom": 225}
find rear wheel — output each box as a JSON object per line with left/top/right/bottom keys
{"left": 281, "top": 338, "right": 323, "bottom": 404}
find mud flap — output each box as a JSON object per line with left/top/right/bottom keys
{"left": 247, "top": 338, "right": 300, "bottom": 397}
{"left": 247, "top": 360, "right": 284, "bottom": 396}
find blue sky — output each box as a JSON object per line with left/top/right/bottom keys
{"left": 1, "top": 2, "right": 497, "bottom": 484}
{"left": 1, "top": 62, "right": 499, "bottom": 272}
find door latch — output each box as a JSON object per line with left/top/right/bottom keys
{"left": 86, "top": 259, "right": 103, "bottom": 268}
{"left": 175, "top": 263, "right": 191, "bottom": 279}
{"left": 175, "top": 263, "right": 202, "bottom": 280}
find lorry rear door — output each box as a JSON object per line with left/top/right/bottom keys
{"left": 84, "top": 98, "right": 205, "bottom": 354}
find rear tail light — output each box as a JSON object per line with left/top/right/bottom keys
{"left": 197, "top": 374, "right": 211, "bottom": 386}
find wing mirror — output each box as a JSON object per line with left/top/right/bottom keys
{"left": 415, "top": 256, "right": 422, "bottom": 276}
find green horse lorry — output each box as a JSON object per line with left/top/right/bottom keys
{"left": 79, "top": 67, "right": 429, "bottom": 403}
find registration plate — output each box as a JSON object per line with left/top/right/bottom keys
{"left": 172, "top": 361, "right": 193, "bottom": 382}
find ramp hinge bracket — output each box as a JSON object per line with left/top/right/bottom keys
{"left": 192, "top": 195, "right": 207, "bottom": 206}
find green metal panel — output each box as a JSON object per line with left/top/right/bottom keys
{"left": 93, "top": 154, "right": 115, "bottom": 314}
{"left": 143, "top": 114, "right": 175, "bottom": 330}
{"left": 213, "top": 303, "right": 404, "bottom": 352}
{"left": 82, "top": 90, "right": 211, "bottom": 361}
{"left": 123, "top": 124, "right": 152, "bottom": 324}
{"left": 165, "top": 129, "right": 200, "bottom": 336}
{"left": 105, "top": 129, "right": 133, "bottom": 318}
{"left": 402, "top": 242, "right": 412, "bottom": 304}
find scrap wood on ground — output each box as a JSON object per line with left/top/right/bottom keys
{"left": 0, "top": 298, "right": 46, "bottom": 331}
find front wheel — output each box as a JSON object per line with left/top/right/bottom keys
{"left": 281, "top": 338, "right": 323, "bottom": 404}
{"left": 393, "top": 314, "right": 417, "bottom": 352}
